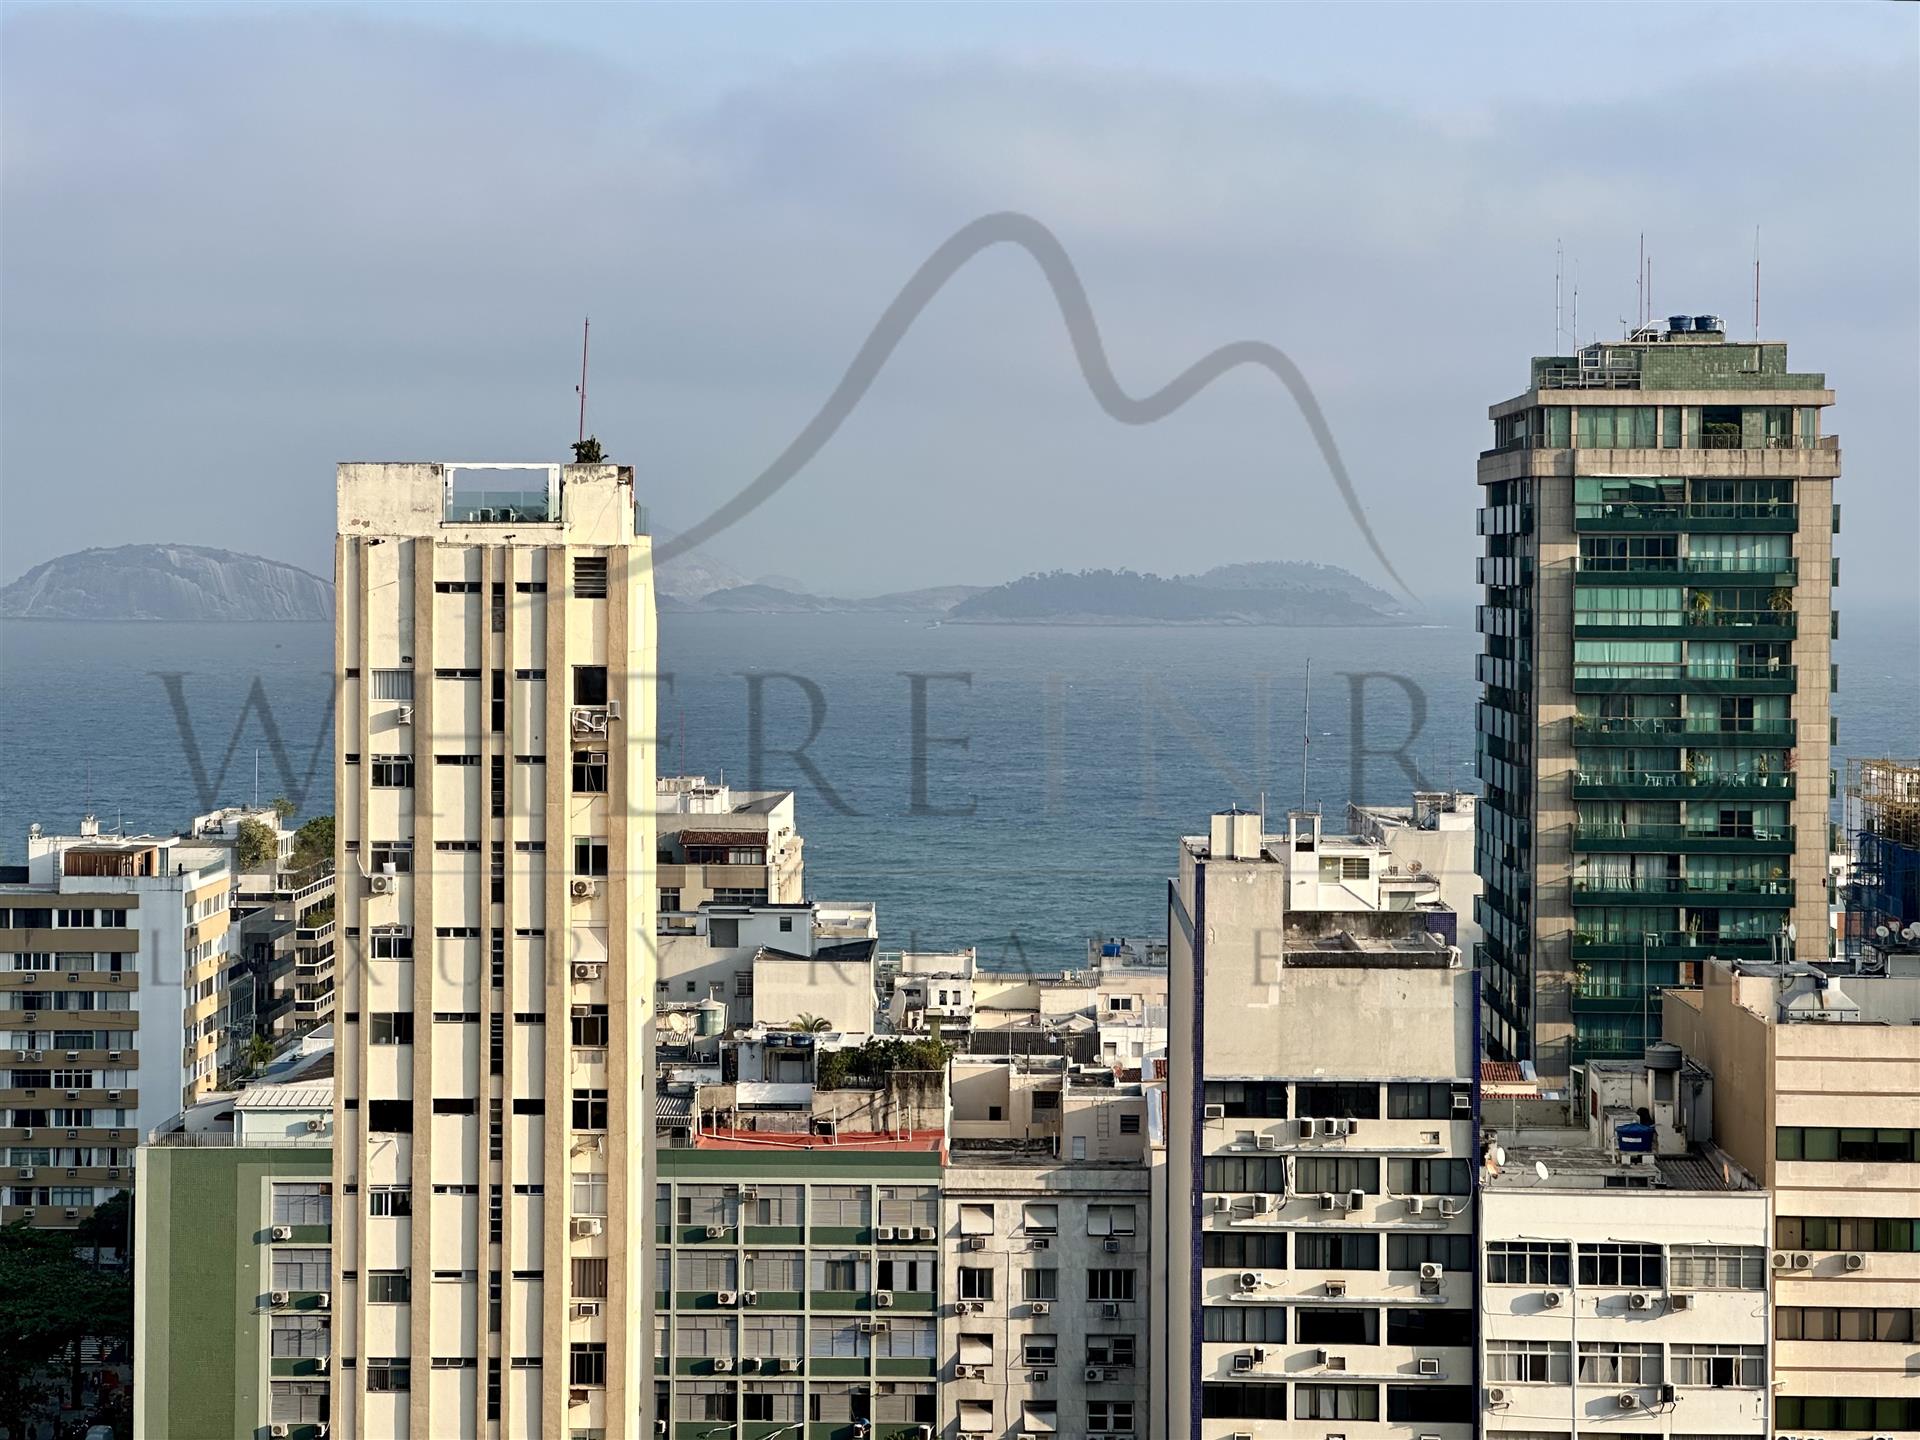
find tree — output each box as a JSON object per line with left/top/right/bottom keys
{"left": 269, "top": 795, "right": 297, "bottom": 822}
{"left": 234, "top": 817, "right": 277, "bottom": 872}
{"left": 791, "top": 1013, "right": 832, "bottom": 1033}
{"left": 290, "top": 814, "right": 335, "bottom": 874}
{"left": 572, "top": 436, "right": 606, "bottom": 463}
{"left": 0, "top": 1220, "right": 133, "bottom": 1419}
{"left": 241, "top": 1033, "right": 275, "bottom": 1076}
{"left": 816, "top": 1036, "right": 954, "bottom": 1089}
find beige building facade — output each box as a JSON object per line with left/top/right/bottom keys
{"left": 332, "top": 461, "right": 657, "bottom": 1438}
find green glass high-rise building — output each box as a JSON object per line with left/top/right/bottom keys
{"left": 1475, "top": 315, "right": 1838, "bottom": 1080}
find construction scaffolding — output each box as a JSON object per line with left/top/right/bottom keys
{"left": 1843, "top": 758, "right": 1920, "bottom": 965}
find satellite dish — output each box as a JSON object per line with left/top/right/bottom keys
{"left": 1878, "top": 925, "right": 1893, "bottom": 940}
{"left": 1492, "top": 1145, "right": 1507, "bottom": 1167}
{"left": 1786, "top": 923, "right": 1799, "bottom": 945}
{"left": 1534, "top": 1161, "right": 1551, "bottom": 1183}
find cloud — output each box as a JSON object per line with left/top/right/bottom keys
{"left": 2, "top": 7, "right": 1914, "bottom": 604}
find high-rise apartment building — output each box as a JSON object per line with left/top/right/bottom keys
{"left": 1165, "top": 810, "right": 1477, "bottom": 1440}
{"left": 1476, "top": 316, "right": 1837, "bottom": 1080}
{"left": 333, "top": 461, "right": 657, "bottom": 1438}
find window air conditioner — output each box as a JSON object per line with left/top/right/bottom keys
{"left": 1101, "top": 1302, "right": 1122, "bottom": 1318}
{"left": 741, "top": 1291, "right": 759, "bottom": 1306}
{"left": 1668, "top": 1292, "right": 1693, "bottom": 1311}
{"left": 1255, "top": 1133, "right": 1277, "bottom": 1151}
{"left": 717, "top": 1291, "right": 737, "bottom": 1305}
{"left": 1029, "top": 1302, "right": 1050, "bottom": 1315}
{"left": 395, "top": 705, "right": 414, "bottom": 726}
{"left": 574, "top": 1301, "right": 601, "bottom": 1319}
{"left": 875, "top": 1226, "right": 896, "bottom": 1241}
{"left": 874, "top": 1290, "right": 894, "bottom": 1308}
{"left": 1103, "top": 1238, "right": 1123, "bottom": 1252}
{"left": 1324, "top": 1278, "right": 1346, "bottom": 1297}
{"left": 1419, "top": 1262, "right": 1443, "bottom": 1281}
{"left": 1406, "top": 1195, "right": 1426, "bottom": 1215}
{"left": 1418, "top": 1357, "right": 1441, "bottom": 1376}
{"left": 712, "top": 1358, "right": 733, "bottom": 1373}
{"left": 1298, "top": 1118, "right": 1316, "bottom": 1140}
{"left": 270, "top": 1290, "right": 290, "bottom": 1305}
{"left": 913, "top": 1225, "right": 936, "bottom": 1240}
{"left": 1203, "top": 1103, "right": 1226, "bottom": 1120}
{"left": 315, "top": 1294, "right": 329, "bottom": 1309}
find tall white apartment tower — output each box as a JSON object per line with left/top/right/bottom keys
{"left": 333, "top": 462, "right": 657, "bottom": 1439}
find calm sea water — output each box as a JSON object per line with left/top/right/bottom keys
{"left": 2, "top": 608, "right": 1913, "bottom": 966}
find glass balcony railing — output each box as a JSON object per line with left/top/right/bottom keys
{"left": 1573, "top": 502, "right": 1798, "bottom": 530}
{"left": 1573, "top": 823, "right": 1794, "bottom": 849}
{"left": 1574, "top": 554, "right": 1797, "bottom": 577}
{"left": 1573, "top": 661, "right": 1796, "bottom": 688}
{"left": 1572, "top": 769, "right": 1795, "bottom": 794}
{"left": 1571, "top": 716, "right": 1796, "bottom": 742}
{"left": 1571, "top": 876, "right": 1794, "bottom": 899}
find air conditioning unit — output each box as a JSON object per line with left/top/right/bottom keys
{"left": 1418, "top": 1357, "right": 1441, "bottom": 1377}
{"left": 315, "top": 1356, "right": 330, "bottom": 1374}
{"left": 956, "top": 1364, "right": 985, "bottom": 1380}
{"left": 914, "top": 1225, "right": 936, "bottom": 1240}
{"left": 1616, "top": 1392, "right": 1640, "bottom": 1411}
{"left": 315, "top": 1294, "right": 330, "bottom": 1309}
{"left": 1230, "top": 1353, "right": 1255, "bottom": 1375}
{"left": 17, "top": 1168, "right": 34, "bottom": 1180}
{"left": 776, "top": 1358, "right": 798, "bottom": 1373}
{"left": 1209, "top": 1195, "right": 1229, "bottom": 1213}
{"left": 572, "top": 962, "right": 603, "bottom": 982}
{"left": 1669, "top": 1293, "right": 1694, "bottom": 1311}
{"left": 1101, "top": 1302, "right": 1122, "bottom": 1318}
{"left": 1255, "top": 1133, "right": 1278, "bottom": 1151}
{"left": 570, "top": 878, "right": 598, "bottom": 900}
{"left": 1203, "top": 1102, "right": 1226, "bottom": 1120}
{"left": 1251, "top": 1194, "right": 1273, "bottom": 1215}
{"left": 1406, "top": 1195, "right": 1426, "bottom": 1215}
{"left": 712, "top": 1358, "right": 733, "bottom": 1373}
{"left": 1318, "top": 1192, "right": 1337, "bottom": 1212}
{"left": 742, "top": 1291, "right": 759, "bottom": 1306}
{"left": 1324, "top": 1278, "right": 1346, "bottom": 1297}
{"left": 17, "top": 1130, "right": 29, "bottom": 1141}
{"left": 875, "top": 1225, "right": 896, "bottom": 1241}
{"left": 64, "top": 1090, "right": 79, "bottom": 1101}
{"left": 1028, "top": 1369, "right": 1049, "bottom": 1383}
{"left": 1790, "top": 1251, "right": 1812, "bottom": 1270}
{"left": 963, "top": 1235, "right": 986, "bottom": 1251}
{"left": 1103, "top": 1237, "right": 1123, "bottom": 1253}
{"left": 270, "top": 1225, "right": 294, "bottom": 1241}
{"left": 874, "top": 1290, "right": 894, "bottom": 1308}
{"left": 1845, "top": 1252, "right": 1868, "bottom": 1272}
{"left": 570, "top": 706, "right": 610, "bottom": 734}
{"left": 271, "top": 1425, "right": 291, "bottom": 1438}
{"left": 369, "top": 873, "right": 397, "bottom": 895}
{"left": 1298, "top": 1118, "right": 1317, "bottom": 1140}
{"left": 1030, "top": 1302, "right": 1050, "bottom": 1315}
{"left": 1542, "top": 1290, "right": 1565, "bottom": 1309}
{"left": 305, "top": 1118, "right": 326, "bottom": 1133}
{"left": 109, "top": 1050, "right": 121, "bottom": 1062}
{"left": 1419, "top": 1262, "right": 1443, "bottom": 1281}
{"left": 705, "top": 1224, "right": 728, "bottom": 1238}
{"left": 1627, "top": 1291, "right": 1651, "bottom": 1311}
{"left": 655, "top": 1422, "right": 668, "bottom": 1436}
{"left": 959, "top": 1299, "right": 985, "bottom": 1314}
{"left": 1319, "top": 1118, "right": 1340, "bottom": 1136}
{"left": 1237, "top": 1271, "right": 1263, "bottom": 1291}
{"left": 574, "top": 1301, "right": 601, "bottom": 1319}
{"left": 1346, "top": 1188, "right": 1366, "bottom": 1211}
{"left": 395, "top": 705, "right": 414, "bottom": 726}
{"left": 1486, "top": 1387, "right": 1509, "bottom": 1407}
{"left": 716, "top": 1290, "right": 737, "bottom": 1305}
{"left": 572, "top": 1217, "right": 603, "bottom": 1238}
{"left": 269, "top": 1290, "right": 290, "bottom": 1305}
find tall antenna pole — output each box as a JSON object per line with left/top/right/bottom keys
{"left": 576, "top": 316, "right": 591, "bottom": 445}
{"left": 1301, "top": 659, "right": 1312, "bottom": 810}
{"left": 1753, "top": 226, "right": 1761, "bottom": 340}
{"left": 1637, "top": 232, "right": 1645, "bottom": 327}
{"left": 1646, "top": 256, "right": 1652, "bottom": 330}
{"left": 1572, "top": 260, "right": 1579, "bottom": 350}
{"left": 1555, "top": 239, "right": 1564, "bottom": 350}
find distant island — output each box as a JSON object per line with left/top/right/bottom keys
{"left": 3, "top": 545, "right": 1406, "bottom": 628}
{"left": 0, "top": 545, "right": 333, "bottom": 622}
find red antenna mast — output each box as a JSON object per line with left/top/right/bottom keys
{"left": 575, "top": 316, "right": 591, "bottom": 444}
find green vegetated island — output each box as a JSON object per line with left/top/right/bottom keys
{"left": 941, "top": 562, "right": 1409, "bottom": 626}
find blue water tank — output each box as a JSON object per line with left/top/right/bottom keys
{"left": 1694, "top": 314, "right": 1723, "bottom": 333}
{"left": 1616, "top": 1122, "right": 1656, "bottom": 1153}
{"left": 1668, "top": 314, "right": 1694, "bottom": 333}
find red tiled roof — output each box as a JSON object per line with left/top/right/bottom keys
{"left": 1481, "top": 1060, "right": 1526, "bottom": 1084}
{"left": 694, "top": 1126, "right": 945, "bottom": 1155}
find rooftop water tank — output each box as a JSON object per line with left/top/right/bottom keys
{"left": 1693, "top": 314, "right": 1723, "bottom": 334}
{"left": 1667, "top": 314, "right": 1694, "bottom": 333}
{"left": 1643, "top": 1041, "right": 1683, "bottom": 1071}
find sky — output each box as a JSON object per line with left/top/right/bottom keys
{"left": 1, "top": 3, "right": 1916, "bottom": 606}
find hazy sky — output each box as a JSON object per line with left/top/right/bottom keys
{"left": 2, "top": 3, "right": 1915, "bottom": 604}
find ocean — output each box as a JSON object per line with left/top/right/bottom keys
{"left": 2, "top": 608, "right": 1914, "bottom": 967}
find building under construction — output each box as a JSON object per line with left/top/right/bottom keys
{"left": 1843, "top": 757, "right": 1920, "bottom": 966}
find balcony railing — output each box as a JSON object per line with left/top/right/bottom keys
{"left": 1572, "top": 877, "right": 1793, "bottom": 899}
{"left": 1573, "top": 611, "right": 1796, "bottom": 635}
{"left": 1572, "top": 932, "right": 1778, "bottom": 960}
{"left": 1572, "top": 769, "right": 1795, "bottom": 796}
{"left": 1573, "top": 661, "right": 1796, "bottom": 691}
{"left": 1573, "top": 823, "right": 1795, "bottom": 850}
{"left": 1574, "top": 554, "right": 1797, "bottom": 578}
{"left": 1572, "top": 716, "right": 1796, "bottom": 742}
{"left": 1573, "top": 502, "right": 1798, "bottom": 531}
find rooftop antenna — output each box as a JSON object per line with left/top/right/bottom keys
{"left": 1571, "top": 260, "right": 1579, "bottom": 349}
{"left": 575, "top": 316, "right": 591, "bottom": 445}
{"left": 1753, "top": 226, "right": 1761, "bottom": 340}
{"left": 1300, "top": 659, "right": 1312, "bottom": 810}
{"left": 1555, "top": 238, "right": 1564, "bottom": 350}
{"left": 1637, "top": 231, "right": 1645, "bottom": 327}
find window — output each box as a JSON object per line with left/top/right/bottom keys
{"left": 272, "top": 1249, "right": 331, "bottom": 1292}
{"left": 1387, "top": 1307, "right": 1473, "bottom": 1347}
{"left": 368, "top": 1185, "right": 412, "bottom": 1217}
{"left": 958, "top": 1266, "right": 993, "bottom": 1300}
{"left": 1387, "top": 1081, "right": 1465, "bottom": 1118}
{"left": 1577, "top": 1341, "right": 1661, "bottom": 1385}
{"left": 570, "top": 1005, "right": 608, "bottom": 1048}
{"left": 1578, "top": 1242, "right": 1663, "bottom": 1288}
{"left": 1488, "top": 1339, "right": 1570, "bottom": 1384}
{"left": 572, "top": 751, "right": 608, "bottom": 795}
{"left": 569, "top": 1343, "right": 606, "bottom": 1387}
{"left": 876, "top": 1253, "right": 936, "bottom": 1293}
{"left": 747, "top": 1184, "right": 802, "bottom": 1228}
{"left": 367, "top": 1270, "right": 410, "bottom": 1303}
{"left": 956, "top": 1401, "right": 993, "bottom": 1434}
{"left": 1777, "top": 1215, "right": 1920, "bottom": 1252}
{"left": 1203, "top": 1080, "right": 1288, "bottom": 1117}
{"left": 877, "top": 1318, "right": 936, "bottom": 1359}
{"left": 809, "top": 1317, "right": 870, "bottom": 1359}
{"left": 1203, "top": 1155, "right": 1287, "bottom": 1193}
{"left": 1388, "top": 1233, "right": 1473, "bottom": 1271}
{"left": 1294, "top": 1082, "right": 1379, "bottom": 1118}
{"left": 1670, "top": 1344, "right": 1764, "bottom": 1388}
{"left": 572, "top": 1257, "right": 608, "bottom": 1299}
{"left": 1669, "top": 1244, "right": 1765, "bottom": 1289}
{"left": 1387, "top": 1387, "right": 1474, "bottom": 1423}
{"left": 1778, "top": 1397, "right": 1920, "bottom": 1431}
{"left": 574, "top": 840, "right": 608, "bottom": 878}
{"left": 366, "top": 1358, "right": 410, "bottom": 1393}
{"left": 372, "top": 669, "right": 413, "bottom": 701}
{"left": 370, "top": 753, "right": 415, "bottom": 788}
{"left": 811, "top": 1251, "right": 868, "bottom": 1292}
{"left": 1021, "top": 1402, "right": 1057, "bottom": 1434}
{"left": 572, "top": 1173, "right": 608, "bottom": 1217}
{"left": 431, "top": 1098, "right": 476, "bottom": 1116}
{"left": 1022, "top": 1201, "right": 1057, "bottom": 1233}
{"left": 1296, "top": 1385, "right": 1377, "bottom": 1421}
{"left": 269, "top": 1382, "right": 328, "bottom": 1425}
{"left": 572, "top": 666, "right": 608, "bottom": 706}
{"left": 1486, "top": 1240, "right": 1570, "bottom": 1286}
{"left": 1022, "top": 1268, "right": 1058, "bottom": 1301}
{"left": 1201, "top": 1233, "right": 1287, "bottom": 1269}
{"left": 1087, "top": 1269, "right": 1136, "bottom": 1301}
{"left": 1778, "top": 1306, "right": 1917, "bottom": 1342}
{"left": 1296, "top": 1156, "right": 1379, "bottom": 1194}
{"left": 678, "top": 1251, "right": 739, "bottom": 1292}
{"left": 958, "top": 1202, "right": 995, "bottom": 1236}
{"left": 1295, "top": 1308, "right": 1377, "bottom": 1345}
{"left": 809, "top": 1184, "right": 867, "bottom": 1227}
{"left": 1388, "top": 1157, "right": 1470, "bottom": 1195}
{"left": 572, "top": 1088, "right": 607, "bottom": 1130}
{"left": 1086, "top": 1333, "right": 1135, "bottom": 1367}
{"left": 370, "top": 928, "right": 413, "bottom": 959}
{"left": 1202, "top": 1384, "right": 1289, "bottom": 1420}
{"left": 368, "top": 1012, "right": 414, "bottom": 1045}
{"left": 573, "top": 556, "right": 609, "bottom": 598}
{"left": 1202, "top": 1305, "right": 1287, "bottom": 1342}
{"left": 1778, "top": 1126, "right": 1920, "bottom": 1163}
{"left": 1089, "top": 1401, "right": 1134, "bottom": 1432}
{"left": 367, "top": 1099, "right": 412, "bottom": 1133}
{"left": 271, "top": 1183, "right": 331, "bottom": 1227}
{"left": 1087, "top": 1204, "right": 1135, "bottom": 1236}
{"left": 271, "top": 1316, "right": 330, "bottom": 1359}
{"left": 1294, "top": 1231, "right": 1378, "bottom": 1270}
{"left": 369, "top": 841, "right": 412, "bottom": 874}
{"left": 875, "top": 1185, "right": 937, "bottom": 1229}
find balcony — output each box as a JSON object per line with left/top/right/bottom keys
{"left": 1573, "top": 823, "right": 1794, "bottom": 855}
{"left": 1571, "top": 769, "right": 1795, "bottom": 800}
{"left": 1573, "top": 502, "right": 1798, "bottom": 534}
{"left": 1572, "top": 932, "right": 1777, "bottom": 962}
{"left": 1573, "top": 662, "right": 1796, "bottom": 695}
{"left": 1571, "top": 877, "right": 1794, "bottom": 908}
{"left": 1574, "top": 554, "right": 1797, "bottom": 583}
{"left": 1574, "top": 611, "right": 1797, "bottom": 642}
{"left": 1571, "top": 717, "right": 1796, "bottom": 746}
